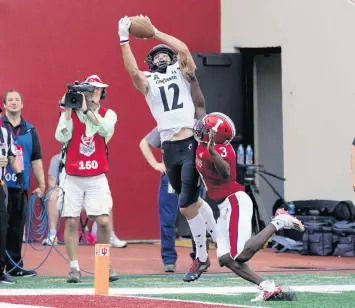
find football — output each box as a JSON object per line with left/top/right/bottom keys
{"left": 129, "top": 16, "right": 155, "bottom": 39}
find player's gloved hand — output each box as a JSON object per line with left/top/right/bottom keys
{"left": 15, "top": 172, "right": 24, "bottom": 193}
{"left": 139, "top": 14, "right": 158, "bottom": 37}
{"left": 118, "top": 16, "right": 132, "bottom": 44}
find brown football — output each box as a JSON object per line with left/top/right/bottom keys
{"left": 129, "top": 16, "right": 155, "bottom": 39}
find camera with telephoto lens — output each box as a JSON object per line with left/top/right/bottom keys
{"left": 62, "top": 81, "right": 95, "bottom": 109}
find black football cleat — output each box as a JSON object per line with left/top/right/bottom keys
{"left": 183, "top": 257, "right": 210, "bottom": 282}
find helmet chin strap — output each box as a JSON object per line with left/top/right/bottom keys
{"left": 156, "top": 60, "right": 169, "bottom": 73}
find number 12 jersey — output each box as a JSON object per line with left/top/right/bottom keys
{"left": 144, "top": 62, "right": 196, "bottom": 132}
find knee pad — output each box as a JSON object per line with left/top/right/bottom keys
{"left": 178, "top": 186, "right": 200, "bottom": 208}
{"left": 178, "top": 188, "right": 200, "bottom": 208}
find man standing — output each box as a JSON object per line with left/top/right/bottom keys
{"left": 0, "top": 114, "right": 24, "bottom": 284}
{"left": 55, "top": 75, "right": 119, "bottom": 283}
{"left": 139, "top": 127, "right": 179, "bottom": 272}
{"left": 2, "top": 90, "right": 45, "bottom": 278}
{"left": 42, "top": 153, "right": 61, "bottom": 246}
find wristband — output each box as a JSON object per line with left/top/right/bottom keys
{"left": 120, "top": 39, "right": 129, "bottom": 45}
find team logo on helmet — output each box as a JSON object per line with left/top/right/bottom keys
{"left": 193, "top": 112, "right": 236, "bottom": 145}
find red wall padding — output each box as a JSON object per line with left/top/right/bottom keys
{"left": 0, "top": 0, "right": 220, "bottom": 239}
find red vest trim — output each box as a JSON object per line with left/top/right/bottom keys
{"left": 65, "top": 108, "right": 109, "bottom": 176}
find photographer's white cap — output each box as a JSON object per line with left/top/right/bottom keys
{"left": 84, "top": 75, "right": 108, "bottom": 88}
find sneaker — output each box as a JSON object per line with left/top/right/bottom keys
{"left": 189, "top": 252, "right": 209, "bottom": 272}
{"left": 164, "top": 264, "right": 176, "bottom": 273}
{"left": 0, "top": 273, "right": 16, "bottom": 284}
{"left": 274, "top": 209, "right": 305, "bottom": 232}
{"left": 67, "top": 267, "right": 81, "bottom": 283}
{"left": 8, "top": 269, "right": 37, "bottom": 278}
{"left": 109, "top": 264, "right": 119, "bottom": 282}
{"left": 42, "top": 236, "right": 58, "bottom": 246}
{"left": 251, "top": 280, "right": 282, "bottom": 302}
{"left": 183, "top": 258, "right": 210, "bottom": 282}
{"left": 110, "top": 234, "right": 128, "bottom": 248}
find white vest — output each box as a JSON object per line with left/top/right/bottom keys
{"left": 144, "top": 62, "right": 195, "bottom": 132}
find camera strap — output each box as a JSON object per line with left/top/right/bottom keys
{"left": 7, "top": 123, "right": 21, "bottom": 142}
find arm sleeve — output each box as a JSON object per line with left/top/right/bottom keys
{"left": 30, "top": 128, "right": 42, "bottom": 161}
{"left": 55, "top": 112, "right": 73, "bottom": 143}
{"left": 144, "top": 127, "right": 161, "bottom": 148}
{"left": 95, "top": 109, "right": 118, "bottom": 139}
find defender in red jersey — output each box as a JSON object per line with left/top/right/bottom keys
{"left": 194, "top": 113, "right": 305, "bottom": 302}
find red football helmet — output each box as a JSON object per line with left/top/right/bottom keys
{"left": 193, "top": 112, "right": 236, "bottom": 145}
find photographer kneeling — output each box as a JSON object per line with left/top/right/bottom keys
{"left": 55, "top": 75, "right": 119, "bottom": 283}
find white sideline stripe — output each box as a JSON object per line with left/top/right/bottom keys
{"left": 123, "top": 295, "right": 266, "bottom": 308}
{"left": 0, "top": 285, "right": 355, "bottom": 296}
{"left": 0, "top": 304, "right": 52, "bottom": 308}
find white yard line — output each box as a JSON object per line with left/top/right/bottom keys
{"left": 123, "top": 295, "right": 267, "bottom": 308}
{"left": 0, "top": 284, "right": 354, "bottom": 296}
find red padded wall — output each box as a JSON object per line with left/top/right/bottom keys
{"left": 0, "top": 0, "right": 220, "bottom": 239}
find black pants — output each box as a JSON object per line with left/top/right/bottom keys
{"left": 162, "top": 136, "right": 201, "bottom": 208}
{"left": 0, "top": 185, "right": 7, "bottom": 273}
{"left": 6, "top": 188, "right": 27, "bottom": 271}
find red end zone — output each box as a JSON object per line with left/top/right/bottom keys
{"left": 0, "top": 295, "right": 252, "bottom": 308}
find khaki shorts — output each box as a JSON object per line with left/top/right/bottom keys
{"left": 57, "top": 170, "right": 113, "bottom": 218}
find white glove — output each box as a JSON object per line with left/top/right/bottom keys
{"left": 118, "top": 16, "right": 131, "bottom": 43}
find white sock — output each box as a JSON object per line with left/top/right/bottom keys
{"left": 49, "top": 229, "right": 57, "bottom": 238}
{"left": 70, "top": 260, "right": 80, "bottom": 270}
{"left": 271, "top": 219, "right": 284, "bottom": 231}
{"left": 259, "top": 280, "right": 274, "bottom": 291}
{"left": 188, "top": 213, "right": 208, "bottom": 262}
{"left": 199, "top": 201, "right": 217, "bottom": 242}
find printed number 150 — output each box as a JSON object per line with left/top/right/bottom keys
{"left": 78, "top": 160, "right": 98, "bottom": 170}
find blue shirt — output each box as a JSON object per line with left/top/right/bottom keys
{"left": 2, "top": 116, "right": 42, "bottom": 190}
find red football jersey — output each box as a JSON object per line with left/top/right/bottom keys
{"left": 196, "top": 143, "right": 245, "bottom": 201}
